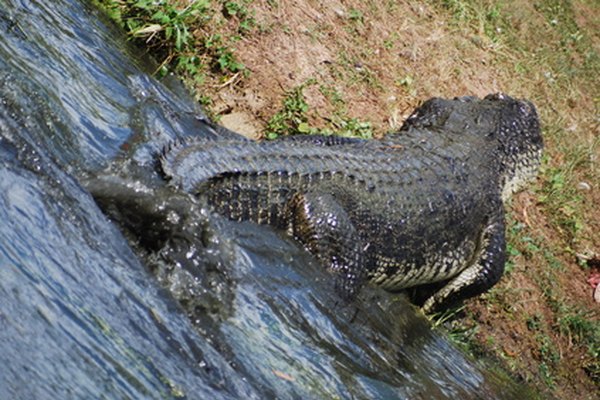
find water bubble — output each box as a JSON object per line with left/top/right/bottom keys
{"left": 167, "top": 210, "right": 180, "bottom": 224}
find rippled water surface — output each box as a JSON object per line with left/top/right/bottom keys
{"left": 0, "top": 1, "right": 534, "bottom": 398}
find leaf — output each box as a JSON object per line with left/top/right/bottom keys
{"left": 297, "top": 122, "right": 311, "bottom": 133}
{"left": 132, "top": 24, "right": 163, "bottom": 37}
{"left": 272, "top": 370, "right": 295, "bottom": 382}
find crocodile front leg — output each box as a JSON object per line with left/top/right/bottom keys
{"left": 422, "top": 213, "right": 507, "bottom": 313}
{"left": 286, "top": 192, "right": 368, "bottom": 298}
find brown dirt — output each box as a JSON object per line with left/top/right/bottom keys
{"left": 191, "top": 0, "right": 599, "bottom": 398}
{"left": 469, "top": 190, "right": 599, "bottom": 398}
{"left": 207, "top": 0, "right": 520, "bottom": 138}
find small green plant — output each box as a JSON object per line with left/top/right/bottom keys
{"left": 335, "top": 51, "right": 381, "bottom": 89}
{"left": 221, "top": 0, "right": 255, "bottom": 32}
{"left": 504, "top": 218, "right": 525, "bottom": 274}
{"left": 520, "top": 235, "right": 541, "bottom": 256}
{"left": 318, "top": 84, "right": 345, "bottom": 109}
{"left": 539, "top": 161, "right": 585, "bottom": 242}
{"left": 328, "top": 117, "right": 373, "bottom": 139}
{"left": 395, "top": 75, "right": 416, "bottom": 96}
{"left": 554, "top": 306, "right": 599, "bottom": 385}
{"left": 482, "top": 4, "right": 503, "bottom": 43}
{"left": 204, "top": 34, "right": 245, "bottom": 73}
{"left": 223, "top": 1, "right": 244, "bottom": 17}
{"left": 95, "top": 0, "right": 249, "bottom": 86}
{"left": 538, "top": 362, "right": 556, "bottom": 388}
{"left": 396, "top": 75, "right": 414, "bottom": 87}
{"left": 264, "top": 80, "right": 316, "bottom": 139}
{"left": 430, "top": 304, "right": 467, "bottom": 329}
{"left": 534, "top": 333, "right": 560, "bottom": 388}
{"left": 348, "top": 8, "right": 364, "bottom": 23}
{"left": 429, "top": 305, "right": 482, "bottom": 354}
{"left": 383, "top": 32, "right": 399, "bottom": 49}
{"left": 558, "top": 311, "right": 599, "bottom": 347}
{"left": 264, "top": 80, "right": 375, "bottom": 140}
{"left": 96, "top": 0, "right": 209, "bottom": 82}
{"left": 110, "top": 0, "right": 211, "bottom": 51}
{"left": 526, "top": 314, "right": 543, "bottom": 332}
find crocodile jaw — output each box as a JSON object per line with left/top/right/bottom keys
{"left": 501, "top": 148, "right": 543, "bottom": 202}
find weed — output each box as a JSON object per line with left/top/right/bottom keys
{"left": 539, "top": 161, "right": 585, "bottom": 243}
{"left": 437, "top": 0, "right": 508, "bottom": 44}
{"left": 538, "top": 362, "right": 556, "bottom": 388}
{"left": 537, "top": 334, "right": 560, "bottom": 365}
{"left": 504, "top": 218, "right": 526, "bottom": 274}
{"left": 430, "top": 305, "right": 481, "bottom": 353}
{"left": 526, "top": 314, "right": 543, "bottom": 332}
{"left": 95, "top": 0, "right": 250, "bottom": 87}
{"left": 351, "top": 64, "right": 380, "bottom": 88}
{"left": 328, "top": 117, "right": 373, "bottom": 139}
{"left": 558, "top": 311, "right": 599, "bottom": 347}
{"left": 395, "top": 75, "right": 417, "bottom": 97}
{"left": 384, "top": 31, "right": 400, "bottom": 50}
{"left": 97, "top": 0, "right": 210, "bottom": 57}
{"left": 221, "top": 0, "right": 255, "bottom": 33}
{"left": 483, "top": 4, "right": 501, "bottom": 33}
{"left": 503, "top": 249, "right": 517, "bottom": 274}
{"left": 348, "top": 8, "right": 364, "bottom": 23}
{"left": 265, "top": 80, "right": 375, "bottom": 139}
{"left": 318, "top": 84, "right": 374, "bottom": 138}
{"left": 318, "top": 85, "right": 345, "bottom": 110}
{"left": 530, "top": 269, "right": 600, "bottom": 387}
{"left": 431, "top": 304, "right": 467, "bottom": 329}
{"left": 264, "top": 80, "right": 316, "bottom": 139}
{"left": 335, "top": 51, "right": 381, "bottom": 89}
{"left": 543, "top": 249, "right": 565, "bottom": 271}
{"left": 175, "top": 54, "right": 205, "bottom": 84}
{"left": 396, "top": 75, "right": 414, "bottom": 87}
{"left": 522, "top": 313, "right": 562, "bottom": 389}
{"left": 204, "top": 33, "right": 245, "bottom": 73}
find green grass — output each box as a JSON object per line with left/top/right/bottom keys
{"left": 439, "top": 0, "right": 506, "bottom": 44}
{"left": 538, "top": 138, "right": 593, "bottom": 244}
{"left": 509, "top": 226, "right": 599, "bottom": 387}
{"left": 264, "top": 79, "right": 316, "bottom": 139}
{"left": 264, "top": 79, "right": 373, "bottom": 139}
{"left": 95, "top": 0, "right": 251, "bottom": 86}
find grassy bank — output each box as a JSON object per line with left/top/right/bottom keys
{"left": 94, "top": 0, "right": 599, "bottom": 398}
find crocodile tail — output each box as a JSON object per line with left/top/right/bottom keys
{"left": 159, "top": 137, "right": 257, "bottom": 192}
{"left": 157, "top": 137, "right": 185, "bottom": 180}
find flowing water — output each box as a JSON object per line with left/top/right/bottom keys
{"left": 0, "top": 1, "right": 534, "bottom": 398}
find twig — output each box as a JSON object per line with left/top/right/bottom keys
{"left": 212, "top": 72, "right": 241, "bottom": 89}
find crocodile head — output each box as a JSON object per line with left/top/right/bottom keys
{"left": 483, "top": 93, "right": 543, "bottom": 200}
{"left": 402, "top": 93, "right": 543, "bottom": 200}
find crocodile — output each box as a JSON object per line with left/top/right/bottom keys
{"left": 158, "top": 93, "right": 543, "bottom": 312}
